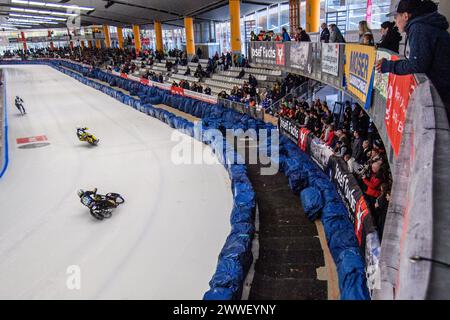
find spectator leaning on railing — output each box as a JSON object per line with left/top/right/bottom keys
{"left": 376, "top": 0, "right": 450, "bottom": 116}
{"left": 329, "top": 24, "right": 346, "bottom": 43}
{"left": 376, "top": 21, "right": 402, "bottom": 53}
{"left": 320, "top": 23, "right": 330, "bottom": 43}
{"left": 359, "top": 20, "right": 374, "bottom": 46}
{"left": 282, "top": 27, "right": 291, "bottom": 42}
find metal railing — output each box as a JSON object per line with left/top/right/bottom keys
{"left": 266, "top": 81, "right": 309, "bottom": 115}
{"left": 218, "top": 98, "right": 265, "bottom": 121}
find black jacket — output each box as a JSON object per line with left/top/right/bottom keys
{"left": 320, "top": 28, "right": 330, "bottom": 43}
{"left": 377, "top": 26, "right": 402, "bottom": 53}
{"left": 381, "top": 11, "right": 450, "bottom": 106}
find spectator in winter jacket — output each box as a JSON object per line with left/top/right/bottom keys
{"left": 376, "top": 0, "right": 450, "bottom": 117}
{"left": 300, "top": 30, "right": 311, "bottom": 42}
{"left": 237, "top": 68, "right": 246, "bottom": 79}
{"left": 374, "top": 183, "right": 391, "bottom": 240}
{"left": 362, "top": 33, "right": 375, "bottom": 46}
{"left": 352, "top": 130, "right": 364, "bottom": 164}
{"left": 282, "top": 27, "right": 291, "bottom": 42}
{"left": 330, "top": 24, "right": 345, "bottom": 43}
{"left": 358, "top": 20, "right": 374, "bottom": 45}
{"left": 320, "top": 23, "right": 330, "bottom": 43}
{"left": 377, "top": 21, "right": 402, "bottom": 53}
{"left": 362, "top": 160, "right": 385, "bottom": 206}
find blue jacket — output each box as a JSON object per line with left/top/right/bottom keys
{"left": 381, "top": 11, "right": 450, "bottom": 105}
{"left": 282, "top": 31, "right": 291, "bottom": 42}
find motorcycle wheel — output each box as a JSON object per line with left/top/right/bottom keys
{"left": 107, "top": 193, "right": 124, "bottom": 204}
{"left": 102, "top": 210, "right": 113, "bottom": 219}
{"left": 90, "top": 208, "right": 104, "bottom": 220}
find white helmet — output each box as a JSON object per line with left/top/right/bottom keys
{"left": 77, "top": 189, "right": 85, "bottom": 198}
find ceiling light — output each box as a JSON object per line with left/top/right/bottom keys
{"left": 8, "top": 18, "right": 59, "bottom": 25}
{"left": 9, "top": 13, "right": 67, "bottom": 21}
{"left": 10, "top": 7, "right": 78, "bottom": 17}
{"left": 11, "top": 0, "right": 95, "bottom": 11}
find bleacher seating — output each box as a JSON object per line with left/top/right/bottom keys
{"left": 211, "top": 74, "right": 246, "bottom": 86}
{"left": 228, "top": 66, "right": 281, "bottom": 76}
{"left": 219, "top": 70, "right": 267, "bottom": 81}
{"left": 188, "top": 61, "right": 208, "bottom": 68}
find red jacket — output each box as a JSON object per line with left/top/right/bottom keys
{"left": 363, "top": 175, "right": 382, "bottom": 198}
{"left": 326, "top": 131, "right": 335, "bottom": 146}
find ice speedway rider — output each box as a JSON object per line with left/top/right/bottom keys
{"left": 76, "top": 126, "right": 99, "bottom": 145}
{"left": 15, "top": 96, "right": 26, "bottom": 115}
{"left": 78, "top": 188, "right": 114, "bottom": 219}
{"left": 77, "top": 188, "right": 125, "bottom": 220}
{"left": 76, "top": 126, "right": 89, "bottom": 140}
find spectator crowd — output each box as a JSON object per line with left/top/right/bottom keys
{"left": 280, "top": 97, "right": 391, "bottom": 239}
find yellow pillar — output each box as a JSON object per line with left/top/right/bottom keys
{"left": 88, "top": 40, "right": 93, "bottom": 49}
{"left": 184, "top": 17, "right": 195, "bottom": 57}
{"left": 117, "top": 27, "right": 124, "bottom": 49}
{"left": 154, "top": 20, "right": 163, "bottom": 52}
{"left": 133, "top": 24, "right": 141, "bottom": 53}
{"left": 229, "top": 0, "right": 241, "bottom": 54}
{"left": 95, "top": 39, "right": 101, "bottom": 49}
{"left": 103, "top": 25, "right": 111, "bottom": 48}
{"left": 306, "top": 0, "right": 320, "bottom": 33}
{"left": 80, "top": 40, "right": 85, "bottom": 49}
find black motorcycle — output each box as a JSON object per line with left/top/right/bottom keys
{"left": 81, "top": 192, "right": 125, "bottom": 220}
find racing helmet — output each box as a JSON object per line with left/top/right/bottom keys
{"left": 77, "top": 189, "right": 85, "bottom": 198}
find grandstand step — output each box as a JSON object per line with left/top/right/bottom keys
{"left": 256, "top": 251, "right": 324, "bottom": 269}
{"left": 254, "top": 262, "right": 319, "bottom": 280}
{"left": 249, "top": 274, "right": 327, "bottom": 300}
{"left": 258, "top": 236, "right": 322, "bottom": 251}
{"left": 258, "top": 225, "right": 318, "bottom": 238}
{"left": 240, "top": 155, "right": 328, "bottom": 300}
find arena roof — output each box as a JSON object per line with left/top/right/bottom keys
{"left": 0, "top": 0, "right": 286, "bottom": 29}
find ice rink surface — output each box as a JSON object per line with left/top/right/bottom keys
{"left": 0, "top": 65, "right": 233, "bottom": 299}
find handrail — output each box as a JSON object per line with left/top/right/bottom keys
{"left": 267, "top": 81, "right": 309, "bottom": 115}
{"left": 217, "top": 97, "right": 265, "bottom": 121}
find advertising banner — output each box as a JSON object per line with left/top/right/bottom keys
{"left": 171, "top": 86, "right": 185, "bottom": 96}
{"left": 327, "top": 156, "right": 370, "bottom": 246}
{"left": 278, "top": 116, "right": 376, "bottom": 248}
{"left": 384, "top": 56, "right": 417, "bottom": 158}
{"left": 344, "top": 44, "right": 376, "bottom": 110}
{"left": 298, "top": 128, "right": 311, "bottom": 152}
{"left": 321, "top": 43, "right": 340, "bottom": 77}
{"left": 250, "top": 42, "right": 285, "bottom": 66}
{"left": 374, "top": 50, "right": 392, "bottom": 99}
{"left": 278, "top": 117, "right": 299, "bottom": 144}
{"left": 309, "top": 138, "right": 334, "bottom": 170}
{"left": 288, "top": 42, "right": 313, "bottom": 73}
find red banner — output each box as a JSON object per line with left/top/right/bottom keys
{"left": 16, "top": 135, "right": 47, "bottom": 145}
{"left": 120, "top": 73, "right": 128, "bottom": 79}
{"left": 276, "top": 43, "right": 285, "bottom": 66}
{"left": 366, "top": 0, "right": 373, "bottom": 25}
{"left": 385, "top": 56, "right": 417, "bottom": 158}
{"left": 298, "top": 128, "right": 310, "bottom": 152}
{"left": 140, "top": 78, "right": 149, "bottom": 85}
{"left": 171, "top": 86, "right": 185, "bottom": 96}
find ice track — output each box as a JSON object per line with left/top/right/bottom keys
{"left": 0, "top": 65, "right": 233, "bottom": 299}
